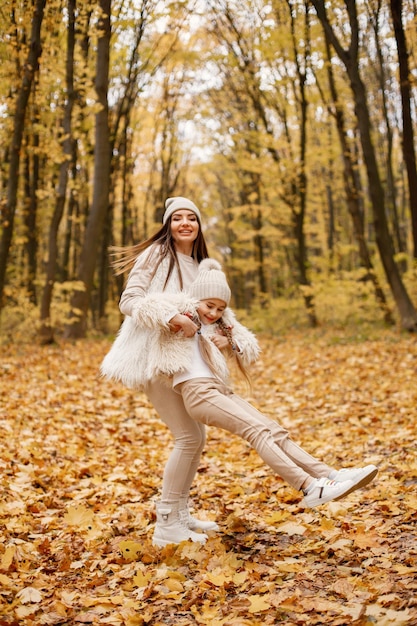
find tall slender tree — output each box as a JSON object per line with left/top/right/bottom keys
{"left": 0, "top": 0, "right": 46, "bottom": 312}
{"left": 368, "top": 0, "right": 405, "bottom": 261}
{"left": 23, "top": 119, "right": 40, "bottom": 305}
{"left": 65, "top": 0, "right": 111, "bottom": 338}
{"left": 310, "top": 0, "right": 417, "bottom": 331}
{"left": 390, "top": 0, "right": 417, "bottom": 259}
{"left": 39, "top": 0, "right": 76, "bottom": 344}
{"left": 314, "top": 27, "right": 394, "bottom": 324}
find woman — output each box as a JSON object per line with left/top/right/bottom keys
{"left": 101, "top": 196, "right": 218, "bottom": 546}
{"left": 102, "top": 208, "right": 378, "bottom": 547}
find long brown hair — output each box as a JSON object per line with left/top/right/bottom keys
{"left": 109, "top": 216, "right": 209, "bottom": 289}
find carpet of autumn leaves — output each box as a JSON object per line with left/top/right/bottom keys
{"left": 0, "top": 329, "right": 416, "bottom": 626}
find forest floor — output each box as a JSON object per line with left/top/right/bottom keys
{"left": 0, "top": 329, "right": 416, "bottom": 625}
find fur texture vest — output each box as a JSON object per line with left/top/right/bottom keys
{"left": 100, "top": 291, "right": 260, "bottom": 390}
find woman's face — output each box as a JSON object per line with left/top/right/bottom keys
{"left": 170, "top": 210, "right": 200, "bottom": 253}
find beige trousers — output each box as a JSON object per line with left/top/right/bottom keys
{"left": 178, "top": 378, "right": 333, "bottom": 491}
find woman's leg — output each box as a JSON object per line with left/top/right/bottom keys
{"left": 146, "top": 380, "right": 206, "bottom": 503}
{"left": 179, "top": 379, "right": 314, "bottom": 490}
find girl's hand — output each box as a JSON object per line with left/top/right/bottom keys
{"left": 168, "top": 313, "right": 198, "bottom": 337}
{"left": 210, "top": 334, "right": 229, "bottom": 350}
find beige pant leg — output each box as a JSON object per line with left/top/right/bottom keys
{"left": 146, "top": 380, "right": 206, "bottom": 503}
{"left": 179, "top": 378, "right": 329, "bottom": 491}
{"left": 230, "top": 393, "right": 333, "bottom": 479}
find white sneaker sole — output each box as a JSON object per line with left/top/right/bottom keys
{"left": 336, "top": 466, "right": 378, "bottom": 497}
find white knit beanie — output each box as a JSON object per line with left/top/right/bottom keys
{"left": 162, "top": 196, "right": 201, "bottom": 224}
{"left": 189, "top": 259, "right": 231, "bottom": 305}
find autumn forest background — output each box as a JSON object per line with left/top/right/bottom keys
{"left": 0, "top": 1, "right": 417, "bottom": 625}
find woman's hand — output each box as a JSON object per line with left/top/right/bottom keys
{"left": 168, "top": 313, "right": 199, "bottom": 337}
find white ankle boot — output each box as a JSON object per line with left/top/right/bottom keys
{"left": 152, "top": 502, "right": 208, "bottom": 548}
{"left": 179, "top": 499, "right": 219, "bottom": 532}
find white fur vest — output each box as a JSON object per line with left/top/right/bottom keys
{"left": 100, "top": 291, "right": 260, "bottom": 390}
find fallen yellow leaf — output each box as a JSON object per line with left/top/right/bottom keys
{"left": 119, "top": 539, "right": 142, "bottom": 560}
{"left": 248, "top": 594, "right": 271, "bottom": 613}
{"left": 275, "top": 521, "right": 307, "bottom": 535}
{"left": 133, "top": 570, "right": 151, "bottom": 587}
{"left": 1, "top": 546, "right": 15, "bottom": 570}
{"left": 63, "top": 505, "right": 95, "bottom": 529}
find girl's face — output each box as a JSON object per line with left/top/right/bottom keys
{"left": 197, "top": 298, "right": 227, "bottom": 325}
{"left": 170, "top": 210, "right": 199, "bottom": 253}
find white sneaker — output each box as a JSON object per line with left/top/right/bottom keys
{"left": 302, "top": 477, "right": 354, "bottom": 508}
{"left": 330, "top": 464, "right": 378, "bottom": 496}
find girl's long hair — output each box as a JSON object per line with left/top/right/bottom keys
{"left": 109, "top": 217, "right": 209, "bottom": 289}
{"left": 193, "top": 315, "right": 252, "bottom": 387}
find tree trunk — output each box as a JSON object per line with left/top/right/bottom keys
{"left": 39, "top": 0, "right": 76, "bottom": 344}
{"left": 65, "top": 0, "right": 111, "bottom": 339}
{"left": 390, "top": 0, "right": 417, "bottom": 259}
{"left": 311, "top": 0, "right": 417, "bottom": 331}
{"left": 322, "top": 29, "right": 394, "bottom": 324}
{"left": 348, "top": 62, "right": 417, "bottom": 331}
{"left": 23, "top": 129, "right": 40, "bottom": 306}
{"left": 253, "top": 206, "right": 267, "bottom": 297}
{"left": 0, "top": 0, "right": 46, "bottom": 311}
{"left": 370, "top": 2, "right": 406, "bottom": 266}
{"left": 241, "top": 176, "right": 267, "bottom": 305}
{"left": 289, "top": 0, "right": 317, "bottom": 327}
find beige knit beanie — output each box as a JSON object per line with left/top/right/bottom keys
{"left": 189, "top": 259, "right": 231, "bottom": 305}
{"left": 162, "top": 196, "right": 201, "bottom": 224}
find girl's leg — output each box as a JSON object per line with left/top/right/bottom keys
{"left": 179, "top": 379, "right": 313, "bottom": 490}
{"left": 230, "top": 394, "right": 333, "bottom": 478}
{"left": 146, "top": 380, "right": 206, "bottom": 503}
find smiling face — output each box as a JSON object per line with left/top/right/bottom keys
{"left": 170, "top": 210, "right": 200, "bottom": 254}
{"left": 197, "top": 298, "right": 227, "bottom": 325}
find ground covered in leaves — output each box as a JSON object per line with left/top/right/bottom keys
{"left": 0, "top": 329, "right": 416, "bottom": 625}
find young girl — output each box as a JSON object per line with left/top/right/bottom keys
{"left": 147, "top": 259, "right": 378, "bottom": 547}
